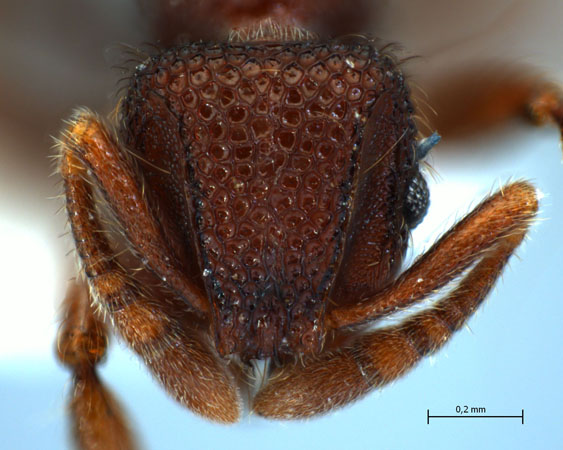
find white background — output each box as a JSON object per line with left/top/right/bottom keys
{"left": 1, "top": 1, "right": 562, "bottom": 449}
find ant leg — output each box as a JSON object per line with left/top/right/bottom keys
{"left": 57, "top": 281, "right": 137, "bottom": 450}
{"left": 421, "top": 67, "right": 563, "bottom": 141}
{"left": 528, "top": 87, "right": 563, "bottom": 138}
{"left": 254, "top": 181, "right": 537, "bottom": 418}
{"left": 61, "top": 110, "right": 208, "bottom": 313}
{"left": 328, "top": 181, "right": 538, "bottom": 328}
{"left": 58, "top": 145, "right": 241, "bottom": 424}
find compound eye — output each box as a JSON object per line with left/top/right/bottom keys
{"left": 403, "top": 171, "right": 429, "bottom": 229}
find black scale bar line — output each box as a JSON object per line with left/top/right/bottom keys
{"left": 427, "top": 410, "right": 524, "bottom": 424}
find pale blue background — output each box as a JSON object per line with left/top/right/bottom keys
{"left": 1, "top": 1, "right": 562, "bottom": 449}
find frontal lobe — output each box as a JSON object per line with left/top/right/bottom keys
{"left": 124, "top": 40, "right": 402, "bottom": 360}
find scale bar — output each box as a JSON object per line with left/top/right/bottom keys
{"left": 427, "top": 409, "right": 524, "bottom": 424}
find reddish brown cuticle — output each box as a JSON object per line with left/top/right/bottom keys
{"left": 122, "top": 40, "right": 416, "bottom": 360}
